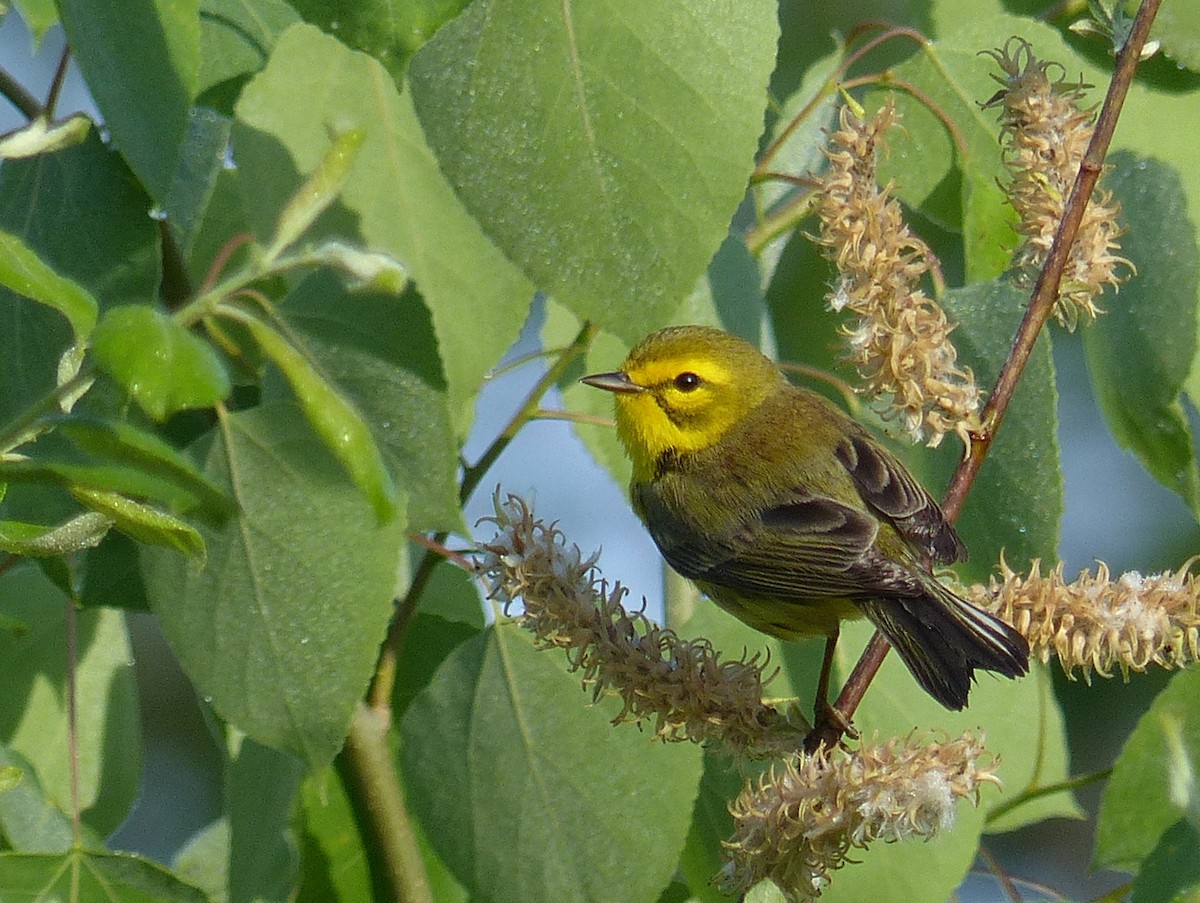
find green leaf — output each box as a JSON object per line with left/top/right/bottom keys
{"left": 400, "top": 622, "right": 704, "bottom": 903}
{"left": 164, "top": 107, "right": 234, "bottom": 261}
{"left": 408, "top": 0, "right": 779, "bottom": 344}
{"left": 0, "top": 747, "right": 75, "bottom": 853}
{"left": 91, "top": 305, "right": 232, "bottom": 422}
{"left": 391, "top": 613, "right": 479, "bottom": 719}
{"left": 228, "top": 737, "right": 304, "bottom": 903}
{"left": 1153, "top": 0, "right": 1200, "bottom": 72}
{"left": 0, "top": 132, "right": 157, "bottom": 432}
{"left": 198, "top": 0, "right": 300, "bottom": 98}
{"left": 867, "top": 26, "right": 1014, "bottom": 281}
{"left": 172, "top": 819, "right": 229, "bottom": 903}
{"left": 0, "top": 511, "right": 110, "bottom": 556}
{"left": 12, "top": 0, "right": 57, "bottom": 44}
{"left": 1131, "top": 819, "right": 1200, "bottom": 903}
{"left": 933, "top": 278, "right": 1062, "bottom": 580}
{"left": 80, "top": 532, "right": 151, "bottom": 611}
{"left": 71, "top": 487, "right": 205, "bottom": 559}
{"left": 1097, "top": 668, "right": 1200, "bottom": 870}
{"left": 273, "top": 271, "right": 461, "bottom": 532}
{"left": 0, "top": 566, "right": 141, "bottom": 837}
{"left": 221, "top": 305, "right": 397, "bottom": 523}
{"left": 233, "top": 22, "right": 534, "bottom": 429}
{"left": 297, "top": 767, "right": 372, "bottom": 903}
{"left": 1084, "top": 153, "right": 1200, "bottom": 516}
{"left": 0, "top": 848, "right": 208, "bottom": 902}
{"left": 142, "top": 401, "right": 407, "bottom": 765}
{"left": 297, "top": 759, "right": 470, "bottom": 903}
{"left": 57, "top": 0, "right": 200, "bottom": 201}
{"left": 0, "top": 229, "right": 97, "bottom": 345}
{"left": 289, "top": 0, "right": 470, "bottom": 81}
{"left": 266, "top": 128, "right": 366, "bottom": 262}
{"left": 50, "top": 414, "right": 232, "bottom": 518}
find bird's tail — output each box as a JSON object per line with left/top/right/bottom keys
{"left": 858, "top": 578, "right": 1029, "bottom": 710}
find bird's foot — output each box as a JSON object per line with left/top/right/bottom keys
{"left": 804, "top": 699, "right": 858, "bottom": 754}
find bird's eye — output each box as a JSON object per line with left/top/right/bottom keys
{"left": 673, "top": 372, "right": 701, "bottom": 392}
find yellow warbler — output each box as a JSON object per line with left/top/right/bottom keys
{"left": 582, "top": 325, "right": 1027, "bottom": 713}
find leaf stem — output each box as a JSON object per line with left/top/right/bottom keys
{"left": 337, "top": 703, "right": 433, "bottom": 903}
{"left": 985, "top": 768, "right": 1113, "bottom": 824}
{"left": 0, "top": 64, "right": 42, "bottom": 121}
{"left": 809, "top": 0, "right": 1161, "bottom": 750}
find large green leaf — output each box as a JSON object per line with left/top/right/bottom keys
{"left": 57, "top": 0, "right": 200, "bottom": 201}
{"left": 233, "top": 22, "right": 534, "bottom": 428}
{"left": 1096, "top": 668, "right": 1200, "bottom": 870}
{"left": 0, "top": 848, "right": 207, "bottom": 902}
{"left": 0, "top": 566, "right": 140, "bottom": 838}
{"left": 272, "top": 270, "right": 462, "bottom": 533}
{"left": 407, "top": 0, "right": 779, "bottom": 344}
{"left": 91, "top": 305, "right": 232, "bottom": 422}
{"left": 141, "top": 401, "right": 407, "bottom": 766}
{"left": 400, "top": 622, "right": 704, "bottom": 903}
{"left": 1083, "top": 153, "right": 1200, "bottom": 517}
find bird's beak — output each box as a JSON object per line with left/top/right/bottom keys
{"left": 580, "top": 370, "right": 644, "bottom": 394}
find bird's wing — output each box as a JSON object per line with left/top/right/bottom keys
{"left": 834, "top": 432, "right": 966, "bottom": 564}
{"left": 642, "top": 487, "right": 922, "bottom": 601}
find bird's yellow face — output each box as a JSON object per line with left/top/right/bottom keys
{"left": 582, "top": 326, "right": 783, "bottom": 482}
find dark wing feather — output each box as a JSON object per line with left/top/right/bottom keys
{"left": 834, "top": 432, "right": 966, "bottom": 564}
{"left": 639, "top": 486, "right": 914, "bottom": 602}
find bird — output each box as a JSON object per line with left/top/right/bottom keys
{"left": 581, "top": 324, "right": 1028, "bottom": 724}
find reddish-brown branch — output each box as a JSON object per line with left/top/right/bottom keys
{"left": 807, "top": 0, "right": 1161, "bottom": 752}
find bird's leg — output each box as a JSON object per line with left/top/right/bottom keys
{"left": 807, "top": 631, "right": 857, "bottom": 752}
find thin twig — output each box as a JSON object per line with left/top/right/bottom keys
{"left": 808, "top": 0, "right": 1161, "bottom": 751}
{"left": 366, "top": 322, "right": 600, "bottom": 715}
{"left": 977, "top": 845, "right": 1024, "bottom": 903}
{"left": 44, "top": 45, "right": 71, "bottom": 119}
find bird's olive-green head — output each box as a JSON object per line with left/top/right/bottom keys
{"left": 581, "top": 326, "right": 786, "bottom": 482}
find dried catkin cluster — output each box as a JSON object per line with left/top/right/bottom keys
{"left": 814, "top": 100, "right": 982, "bottom": 449}
{"left": 719, "top": 732, "right": 999, "bottom": 903}
{"left": 985, "top": 37, "right": 1130, "bottom": 329}
{"left": 967, "top": 557, "right": 1200, "bottom": 679}
{"left": 475, "top": 492, "right": 809, "bottom": 757}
